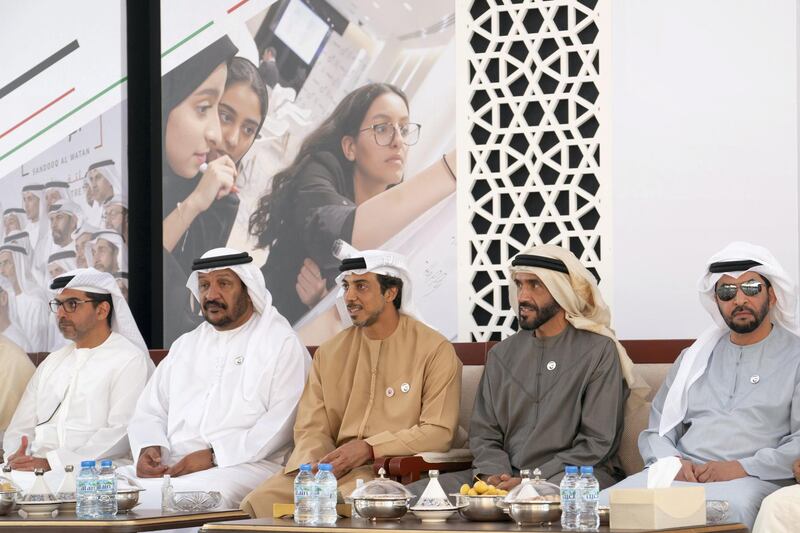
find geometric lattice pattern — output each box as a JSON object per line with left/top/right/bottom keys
{"left": 464, "top": 0, "right": 604, "bottom": 341}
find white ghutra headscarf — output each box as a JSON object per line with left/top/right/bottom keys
{"left": 658, "top": 241, "right": 800, "bottom": 436}
{"left": 54, "top": 267, "right": 149, "bottom": 355}
{"left": 186, "top": 247, "right": 310, "bottom": 400}
{"left": 334, "top": 249, "right": 425, "bottom": 326}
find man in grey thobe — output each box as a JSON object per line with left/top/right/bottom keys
{"left": 410, "top": 245, "right": 645, "bottom": 496}
{"left": 601, "top": 242, "right": 800, "bottom": 529}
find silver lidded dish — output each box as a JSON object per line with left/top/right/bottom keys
{"left": 0, "top": 468, "right": 20, "bottom": 517}
{"left": 0, "top": 491, "right": 17, "bottom": 517}
{"left": 501, "top": 468, "right": 562, "bottom": 526}
{"left": 349, "top": 468, "right": 411, "bottom": 520}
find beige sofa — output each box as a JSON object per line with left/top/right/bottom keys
{"left": 379, "top": 340, "right": 682, "bottom": 483}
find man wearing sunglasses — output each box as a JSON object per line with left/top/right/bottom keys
{"left": 2, "top": 268, "right": 152, "bottom": 486}
{"left": 601, "top": 242, "right": 800, "bottom": 529}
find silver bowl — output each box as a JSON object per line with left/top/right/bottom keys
{"left": 506, "top": 501, "right": 561, "bottom": 526}
{"left": 0, "top": 492, "right": 17, "bottom": 516}
{"left": 353, "top": 497, "right": 409, "bottom": 520}
{"left": 116, "top": 489, "right": 143, "bottom": 513}
{"left": 453, "top": 494, "right": 509, "bottom": 522}
{"left": 599, "top": 505, "right": 610, "bottom": 526}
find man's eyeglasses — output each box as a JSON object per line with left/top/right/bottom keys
{"left": 49, "top": 298, "right": 97, "bottom": 313}
{"left": 715, "top": 280, "right": 765, "bottom": 302}
{"left": 359, "top": 122, "right": 421, "bottom": 146}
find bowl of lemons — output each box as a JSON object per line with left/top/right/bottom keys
{"left": 451, "top": 481, "right": 509, "bottom": 522}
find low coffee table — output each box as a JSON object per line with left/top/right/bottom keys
{"left": 0, "top": 508, "right": 249, "bottom": 532}
{"left": 199, "top": 516, "right": 748, "bottom": 533}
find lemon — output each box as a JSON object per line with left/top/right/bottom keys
{"left": 459, "top": 484, "right": 470, "bottom": 495}
{"left": 467, "top": 488, "right": 479, "bottom": 496}
{"left": 473, "top": 480, "right": 489, "bottom": 494}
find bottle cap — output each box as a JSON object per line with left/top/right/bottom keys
{"left": 299, "top": 463, "right": 312, "bottom": 471}
{"left": 565, "top": 465, "right": 578, "bottom": 474}
{"left": 318, "top": 463, "right": 333, "bottom": 471}
{"left": 100, "top": 460, "right": 113, "bottom": 467}
{"left": 580, "top": 466, "right": 593, "bottom": 474}
{"left": 80, "top": 460, "right": 96, "bottom": 468}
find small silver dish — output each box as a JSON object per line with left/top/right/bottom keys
{"left": 0, "top": 491, "right": 17, "bottom": 516}
{"left": 353, "top": 497, "right": 409, "bottom": 520}
{"left": 452, "top": 494, "right": 509, "bottom": 522}
{"left": 172, "top": 490, "right": 221, "bottom": 512}
{"left": 706, "top": 499, "right": 729, "bottom": 524}
{"left": 116, "top": 488, "right": 144, "bottom": 513}
{"left": 598, "top": 505, "right": 610, "bottom": 526}
{"left": 505, "top": 500, "right": 561, "bottom": 526}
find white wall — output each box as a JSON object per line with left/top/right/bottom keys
{"left": 610, "top": 0, "right": 798, "bottom": 339}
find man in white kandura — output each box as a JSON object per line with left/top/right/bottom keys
{"left": 122, "top": 248, "right": 310, "bottom": 509}
{"left": 2, "top": 268, "right": 152, "bottom": 490}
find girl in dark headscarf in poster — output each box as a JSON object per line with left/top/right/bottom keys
{"left": 161, "top": 36, "right": 269, "bottom": 343}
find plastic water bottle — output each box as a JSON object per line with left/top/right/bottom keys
{"left": 577, "top": 466, "right": 600, "bottom": 531}
{"left": 76, "top": 460, "right": 98, "bottom": 519}
{"left": 96, "top": 460, "right": 118, "bottom": 517}
{"left": 560, "top": 465, "right": 579, "bottom": 530}
{"left": 293, "top": 464, "right": 317, "bottom": 525}
{"left": 315, "top": 463, "right": 338, "bottom": 525}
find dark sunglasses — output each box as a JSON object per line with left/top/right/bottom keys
{"left": 715, "top": 280, "right": 764, "bottom": 302}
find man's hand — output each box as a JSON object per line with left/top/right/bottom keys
{"left": 318, "top": 440, "right": 373, "bottom": 479}
{"left": 793, "top": 458, "right": 800, "bottom": 483}
{"left": 166, "top": 449, "right": 214, "bottom": 477}
{"left": 694, "top": 460, "right": 747, "bottom": 483}
{"left": 8, "top": 456, "right": 50, "bottom": 472}
{"left": 6, "top": 436, "right": 50, "bottom": 472}
{"left": 5, "top": 436, "right": 28, "bottom": 463}
{"left": 136, "top": 446, "right": 168, "bottom": 478}
{"left": 485, "top": 473, "right": 512, "bottom": 487}
{"left": 673, "top": 459, "right": 698, "bottom": 482}
{"left": 496, "top": 477, "right": 522, "bottom": 491}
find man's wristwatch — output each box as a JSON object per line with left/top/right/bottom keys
{"left": 210, "top": 447, "right": 217, "bottom": 467}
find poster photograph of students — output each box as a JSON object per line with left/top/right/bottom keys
{"left": 161, "top": 0, "right": 457, "bottom": 346}
{"left": 0, "top": 101, "right": 128, "bottom": 352}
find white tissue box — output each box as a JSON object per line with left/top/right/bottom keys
{"left": 609, "top": 487, "right": 706, "bottom": 530}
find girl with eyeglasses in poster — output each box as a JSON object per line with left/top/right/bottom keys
{"left": 249, "top": 82, "right": 457, "bottom": 325}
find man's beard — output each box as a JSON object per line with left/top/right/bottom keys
{"left": 518, "top": 299, "right": 562, "bottom": 330}
{"left": 202, "top": 292, "right": 249, "bottom": 328}
{"left": 719, "top": 298, "right": 770, "bottom": 334}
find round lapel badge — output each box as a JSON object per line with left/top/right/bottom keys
{"left": 401, "top": 383, "right": 410, "bottom": 393}
{"left": 546, "top": 361, "right": 557, "bottom": 371}
{"left": 750, "top": 375, "right": 760, "bottom": 384}
{"left": 386, "top": 387, "right": 395, "bottom": 397}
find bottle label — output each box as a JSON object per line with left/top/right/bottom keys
{"left": 561, "top": 488, "right": 576, "bottom": 502}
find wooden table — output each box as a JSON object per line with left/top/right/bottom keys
{"left": 0, "top": 508, "right": 249, "bottom": 532}
{"left": 199, "top": 517, "right": 748, "bottom": 533}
